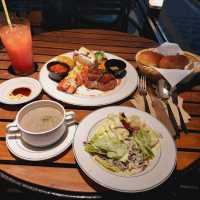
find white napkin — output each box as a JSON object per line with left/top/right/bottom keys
{"left": 154, "top": 42, "right": 183, "bottom": 56}
{"left": 153, "top": 42, "right": 193, "bottom": 87}
{"left": 149, "top": 0, "right": 164, "bottom": 8}
{"left": 130, "top": 92, "right": 191, "bottom": 127}
{"left": 130, "top": 93, "right": 156, "bottom": 117}
{"left": 156, "top": 68, "right": 191, "bottom": 87}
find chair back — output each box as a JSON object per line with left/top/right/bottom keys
{"left": 75, "top": 0, "right": 131, "bottom": 32}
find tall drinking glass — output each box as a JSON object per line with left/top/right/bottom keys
{"left": 0, "top": 18, "right": 34, "bottom": 75}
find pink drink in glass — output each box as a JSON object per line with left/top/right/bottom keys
{"left": 0, "top": 20, "right": 34, "bottom": 75}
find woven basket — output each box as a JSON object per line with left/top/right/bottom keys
{"left": 135, "top": 48, "right": 200, "bottom": 80}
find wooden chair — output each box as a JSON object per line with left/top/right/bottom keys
{"left": 42, "top": 0, "right": 76, "bottom": 31}
{"left": 4, "top": 0, "right": 134, "bottom": 33}
{"left": 74, "top": 0, "right": 131, "bottom": 32}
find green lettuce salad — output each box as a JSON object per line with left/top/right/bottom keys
{"left": 84, "top": 113, "right": 160, "bottom": 175}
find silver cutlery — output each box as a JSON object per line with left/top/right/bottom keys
{"left": 151, "top": 95, "right": 176, "bottom": 138}
{"left": 171, "top": 90, "right": 188, "bottom": 134}
{"left": 157, "top": 79, "right": 180, "bottom": 138}
{"left": 138, "top": 75, "right": 151, "bottom": 114}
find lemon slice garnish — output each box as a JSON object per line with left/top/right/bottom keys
{"left": 57, "top": 56, "right": 75, "bottom": 68}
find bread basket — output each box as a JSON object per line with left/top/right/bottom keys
{"left": 135, "top": 48, "right": 200, "bottom": 80}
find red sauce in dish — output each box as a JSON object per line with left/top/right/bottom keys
{"left": 12, "top": 87, "right": 31, "bottom": 96}
{"left": 50, "top": 64, "right": 67, "bottom": 73}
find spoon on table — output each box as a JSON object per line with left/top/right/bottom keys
{"left": 157, "top": 79, "right": 180, "bottom": 138}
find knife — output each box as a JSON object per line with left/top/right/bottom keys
{"left": 171, "top": 90, "right": 188, "bottom": 134}
{"left": 151, "top": 96, "right": 176, "bottom": 138}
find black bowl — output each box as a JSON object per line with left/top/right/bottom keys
{"left": 47, "top": 61, "right": 70, "bottom": 82}
{"left": 113, "top": 69, "right": 127, "bottom": 79}
{"left": 105, "top": 59, "right": 126, "bottom": 79}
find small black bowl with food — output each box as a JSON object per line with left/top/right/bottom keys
{"left": 105, "top": 59, "right": 127, "bottom": 79}
{"left": 47, "top": 61, "right": 70, "bottom": 82}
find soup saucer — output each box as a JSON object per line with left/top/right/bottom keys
{"left": 6, "top": 124, "right": 77, "bottom": 161}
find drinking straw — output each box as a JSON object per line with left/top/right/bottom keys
{"left": 1, "top": 0, "right": 12, "bottom": 28}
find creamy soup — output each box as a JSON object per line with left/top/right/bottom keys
{"left": 20, "top": 106, "right": 63, "bottom": 133}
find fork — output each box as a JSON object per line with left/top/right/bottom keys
{"left": 138, "top": 75, "right": 151, "bottom": 113}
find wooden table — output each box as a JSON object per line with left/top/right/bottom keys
{"left": 0, "top": 29, "right": 200, "bottom": 198}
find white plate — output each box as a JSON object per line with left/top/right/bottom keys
{"left": 0, "top": 77, "right": 42, "bottom": 105}
{"left": 6, "top": 124, "right": 77, "bottom": 161}
{"left": 73, "top": 106, "right": 176, "bottom": 193}
{"left": 39, "top": 52, "right": 138, "bottom": 106}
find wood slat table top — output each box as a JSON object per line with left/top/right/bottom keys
{"left": 0, "top": 29, "right": 200, "bottom": 195}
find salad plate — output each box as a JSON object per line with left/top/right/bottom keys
{"left": 73, "top": 106, "right": 176, "bottom": 193}
{"left": 39, "top": 50, "right": 138, "bottom": 106}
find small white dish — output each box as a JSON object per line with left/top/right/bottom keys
{"left": 0, "top": 77, "right": 42, "bottom": 105}
{"left": 6, "top": 124, "right": 77, "bottom": 161}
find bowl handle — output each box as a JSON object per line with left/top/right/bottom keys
{"left": 6, "top": 121, "right": 19, "bottom": 133}
{"left": 64, "top": 111, "right": 75, "bottom": 125}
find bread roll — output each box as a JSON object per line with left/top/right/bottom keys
{"left": 159, "top": 55, "right": 189, "bottom": 69}
{"left": 137, "top": 51, "right": 163, "bottom": 67}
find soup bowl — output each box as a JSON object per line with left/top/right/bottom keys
{"left": 6, "top": 100, "right": 75, "bottom": 147}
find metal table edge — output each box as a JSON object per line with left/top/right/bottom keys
{"left": 0, "top": 170, "right": 103, "bottom": 199}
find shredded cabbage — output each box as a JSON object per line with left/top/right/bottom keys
{"left": 84, "top": 113, "right": 160, "bottom": 175}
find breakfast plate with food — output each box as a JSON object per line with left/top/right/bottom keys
{"left": 73, "top": 106, "right": 176, "bottom": 193}
{"left": 39, "top": 47, "right": 138, "bottom": 106}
